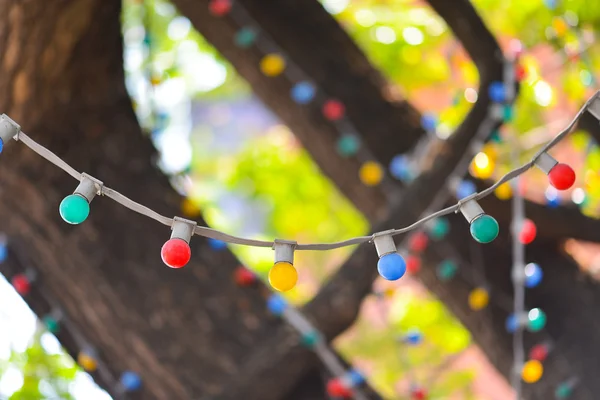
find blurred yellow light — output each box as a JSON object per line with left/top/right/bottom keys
{"left": 552, "top": 17, "right": 568, "bottom": 37}
{"left": 260, "top": 54, "right": 286, "bottom": 77}
{"left": 181, "top": 198, "right": 201, "bottom": 218}
{"left": 78, "top": 353, "right": 97, "bottom": 372}
{"left": 522, "top": 360, "right": 543, "bottom": 383}
{"left": 468, "top": 288, "right": 489, "bottom": 310}
{"left": 470, "top": 152, "right": 494, "bottom": 179}
{"left": 268, "top": 262, "right": 298, "bottom": 292}
{"left": 359, "top": 162, "right": 384, "bottom": 186}
{"left": 494, "top": 182, "right": 513, "bottom": 200}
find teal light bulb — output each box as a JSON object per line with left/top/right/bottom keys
{"left": 527, "top": 308, "right": 546, "bottom": 332}
{"left": 436, "top": 260, "right": 457, "bottom": 281}
{"left": 43, "top": 315, "right": 60, "bottom": 334}
{"left": 301, "top": 331, "right": 321, "bottom": 348}
{"left": 470, "top": 214, "right": 499, "bottom": 243}
{"left": 59, "top": 194, "right": 90, "bottom": 224}
{"left": 555, "top": 383, "right": 573, "bottom": 399}
{"left": 430, "top": 218, "right": 450, "bottom": 240}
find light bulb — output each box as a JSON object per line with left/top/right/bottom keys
{"left": 377, "top": 253, "right": 406, "bottom": 281}
{"left": 59, "top": 194, "right": 90, "bottom": 224}
{"left": 268, "top": 261, "right": 298, "bottom": 292}
{"left": 470, "top": 214, "right": 499, "bottom": 243}
{"left": 522, "top": 360, "right": 543, "bottom": 383}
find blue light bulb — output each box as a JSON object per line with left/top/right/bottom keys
{"left": 403, "top": 328, "right": 423, "bottom": 345}
{"left": 208, "top": 238, "right": 227, "bottom": 250}
{"left": 421, "top": 114, "right": 437, "bottom": 131}
{"left": 456, "top": 180, "right": 477, "bottom": 199}
{"left": 120, "top": 371, "right": 142, "bottom": 391}
{"left": 291, "top": 81, "right": 316, "bottom": 104}
{"left": 506, "top": 314, "right": 518, "bottom": 333}
{"left": 389, "top": 154, "right": 412, "bottom": 182}
{"left": 488, "top": 81, "right": 506, "bottom": 103}
{"left": 524, "top": 263, "right": 543, "bottom": 288}
{"left": 377, "top": 253, "right": 406, "bottom": 281}
{"left": 267, "top": 294, "right": 288, "bottom": 316}
{"left": 345, "top": 369, "right": 365, "bottom": 386}
{"left": 0, "top": 138, "right": 4, "bottom": 154}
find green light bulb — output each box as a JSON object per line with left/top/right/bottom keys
{"left": 470, "top": 214, "right": 499, "bottom": 243}
{"left": 555, "top": 383, "right": 573, "bottom": 399}
{"left": 59, "top": 194, "right": 90, "bottom": 224}
{"left": 43, "top": 315, "right": 60, "bottom": 334}
{"left": 527, "top": 308, "right": 546, "bottom": 332}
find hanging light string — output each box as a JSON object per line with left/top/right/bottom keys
{"left": 3, "top": 241, "right": 143, "bottom": 398}
{"left": 0, "top": 92, "right": 594, "bottom": 250}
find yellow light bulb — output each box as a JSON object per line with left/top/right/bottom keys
{"left": 522, "top": 360, "right": 543, "bottom": 383}
{"left": 181, "top": 198, "right": 201, "bottom": 218}
{"left": 470, "top": 152, "right": 494, "bottom": 179}
{"left": 260, "top": 54, "right": 286, "bottom": 77}
{"left": 468, "top": 287, "right": 489, "bottom": 310}
{"left": 78, "top": 352, "right": 97, "bottom": 372}
{"left": 384, "top": 288, "right": 396, "bottom": 298}
{"left": 552, "top": 17, "right": 568, "bottom": 38}
{"left": 268, "top": 262, "right": 298, "bottom": 292}
{"left": 495, "top": 182, "right": 512, "bottom": 200}
{"left": 359, "top": 162, "right": 384, "bottom": 186}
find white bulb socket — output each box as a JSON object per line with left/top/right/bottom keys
{"left": 459, "top": 196, "right": 485, "bottom": 224}
{"left": 373, "top": 230, "right": 397, "bottom": 258}
{"left": 273, "top": 240, "right": 296, "bottom": 265}
{"left": 534, "top": 152, "right": 558, "bottom": 175}
{"left": 171, "top": 217, "right": 196, "bottom": 243}
{"left": 0, "top": 114, "right": 20, "bottom": 145}
{"left": 74, "top": 174, "right": 103, "bottom": 203}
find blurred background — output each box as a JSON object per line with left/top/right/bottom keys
{"left": 1, "top": 0, "right": 600, "bottom": 399}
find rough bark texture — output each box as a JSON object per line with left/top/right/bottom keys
{"left": 0, "top": 1, "right": 327, "bottom": 400}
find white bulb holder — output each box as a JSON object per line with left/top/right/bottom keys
{"left": 534, "top": 152, "right": 558, "bottom": 175}
{"left": 171, "top": 217, "right": 196, "bottom": 243}
{"left": 75, "top": 174, "right": 103, "bottom": 203}
{"left": 0, "top": 114, "right": 20, "bottom": 144}
{"left": 372, "top": 230, "right": 397, "bottom": 258}
{"left": 273, "top": 239, "right": 296, "bottom": 265}
{"left": 458, "top": 196, "right": 485, "bottom": 224}
{"left": 514, "top": 312, "right": 529, "bottom": 328}
{"left": 511, "top": 263, "right": 527, "bottom": 285}
{"left": 587, "top": 93, "right": 600, "bottom": 121}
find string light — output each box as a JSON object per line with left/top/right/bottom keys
{"left": 459, "top": 198, "right": 499, "bottom": 244}
{"left": 359, "top": 161, "right": 384, "bottom": 186}
{"left": 468, "top": 287, "right": 489, "bottom": 310}
{"left": 59, "top": 175, "right": 101, "bottom": 225}
{"left": 161, "top": 218, "right": 195, "bottom": 269}
{"left": 524, "top": 263, "right": 543, "bottom": 288}
{"left": 406, "top": 255, "right": 421, "bottom": 274}
{"left": 534, "top": 153, "right": 576, "bottom": 190}
{"left": 506, "top": 308, "right": 547, "bottom": 333}
{"left": 269, "top": 241, "right": 298, "bottom": 292}
{"left": 0, "top": 82, "right": 597, "bottom": 292}
{"left": 519, "top": 219, "right": 537, "bottom": 244}
{"left": 436, "top": 260, "right": 458, "bottom": 281}
{"left": 78, "top": 349, "right": 98, "bottom": 372}
{"left": 402, "top": 328, "right": 424, "bottom": 345}
{"left": 233, "top": 266, "right": 256, "bottom": 286}
{"left": 266, "top": 294, "right": 288, "bottom": 316}
{"left": 521, "top": 360, "right": 543, "bottom": 383}
{"left": 326, "top": 377, "right": 353, "bottom": 398}
{"left": 234, "top": 27, "right": 257, "bottom": 48}
{"left": 528, "top": 343, "right": 549, "bottom": 362}
{"left": 120, "top": 371, "right": 142, "bottom": 392}
{"left": 11, "top": 273, "right": 31, "bottom": 295}
{"left": 290, "top": 81, "right": 316, "bottom": 104}
{"left": 373, "top": 231, "right": 407, "bottom": 281}
{"left": 322, "top": 99, "right": 345, "bottom": 120}
{"left": 260, "top": 54, "right": 286, "bottom": 77}
{"left": 408, "top": 232, "right": 429, "bottom": 253}
{"left": 208, "top": 0, "right": 232, "bottom": 16}
{"left": 300, "top": 331, "right": 321, "bottom": 348}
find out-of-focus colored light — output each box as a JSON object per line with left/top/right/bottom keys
{"left": 581, "top": 70, "right": 593, "bottom": 87}
{"left": 572, "top": 188, "right": 586, "bottom": 204}
{"left": 375, "top": 26, "right": 396, "bottom": 44}
{"left": 322, "top": 0, "right": 349, "bottom": 14}
{"left": 534, "top": 81, "right": 553, "bottom": 106}
{"left": 495, "top": 182, "right": 512, "bottom": 200}
{"left": 355, "top": 9, "right": 376, "bottom": 27}
{"left": 471, "top": 152, "right": 494, "bottom": 179}
{"left": 522, "top": 360, "right": 543, "bottom": 383}
{"left": 468, "top": 287, "right": 489, "bottom": 310}
{"left": 464, "top": 88, "right": 478, "bottom": 103}
{"left": 167, "top": 16, "right": 191, "bottom": 40}
{"left": 360, "top": 162, "right": 384, "bottom": 186}
{"left": 403, "top": 27, "right": 424, "bottom": 45}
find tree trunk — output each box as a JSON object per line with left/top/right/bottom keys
{"left": 0, "top": 1, "right": 332, "bottom": 399}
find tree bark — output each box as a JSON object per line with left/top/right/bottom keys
{"left": 0, "top": 1, "right": 320, "bottom": 399}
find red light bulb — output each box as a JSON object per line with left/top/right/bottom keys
{"left": 409, "top": 231, "right": 429, "bottom": 253}
{"left": 208, "top": 0, "right": 231, "bottom": 16}
{"left": 515, "top": 64, "right": 527, "bottom": 81}
{"left": 11, "top": 274, "right": 31, "bottom": 295}
{"left": 322, "top": 100, "right": 345, "bottom": 121}
{"left": 406, "top": 256, "right": 421, "bottom": 274}
{"left": 411, "top": 388, "right": 428, "bottom": 400}
{"left": 548, "top": 163, "right": 575, "bottom": 190}
{"left": 326, "top": 378, "right": 352, "bottom": 398}
{"left": 529, "top": 344, "right": 549, "bottom": 362}
{"left": 161, "top": 238, "right": 191, "bottom": 268}
{"left": 234, "top": 266, "right": 256, "bottom": 286}
{"left": 519, "top": 219, "right": 537, "bottom": 245}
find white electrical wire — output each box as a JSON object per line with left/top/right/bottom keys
{"left": 5, "top": 90, "right": 598, "bottom": 252}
